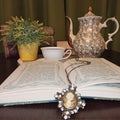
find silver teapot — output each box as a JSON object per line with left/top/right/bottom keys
{"left": 66, "top": 7, "right": 119, "bottom": 57}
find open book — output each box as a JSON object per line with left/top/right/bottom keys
{"left": 0, "top": 58, "right": 120, "bottom": 106}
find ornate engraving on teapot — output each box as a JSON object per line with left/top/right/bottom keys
{"left": 66, "top": 7, "right": 119, "bottom": 57}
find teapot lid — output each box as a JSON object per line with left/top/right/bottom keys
{"left": 84, "top": 6, "right": 95, "bottom": 17}
{"left": 78, "top": 6, "right": 102, "bottom": 20}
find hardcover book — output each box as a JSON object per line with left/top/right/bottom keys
{"left": 0, "top": 58, "right": 120, "bottom": 106}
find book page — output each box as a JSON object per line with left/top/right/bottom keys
{"left": 64, "top": 58, "right": 120, "bottom": 88}
{"left": 0, "top": 59, "right": 68, "bottom": 92}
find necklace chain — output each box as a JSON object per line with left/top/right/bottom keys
{"left": 65, "top": 59, "right": 91, "bottom": 84}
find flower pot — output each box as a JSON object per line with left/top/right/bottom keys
{"left": 17, "top": 42, "right": 39, "bottom": 61}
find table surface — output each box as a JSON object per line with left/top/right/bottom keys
{"left": 0, "top": 50, "right": 120, "bottom": 120}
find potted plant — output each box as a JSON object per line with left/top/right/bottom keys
{"left": 1, "top": 16, "right": 47, "bottom": 61}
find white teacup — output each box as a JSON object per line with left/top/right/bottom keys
{"left": 41, "top": 47, "right": 72, "bottom": 60}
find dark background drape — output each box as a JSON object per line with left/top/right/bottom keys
{"left": 0, "top": 0, "right": 120, "bottom": 53}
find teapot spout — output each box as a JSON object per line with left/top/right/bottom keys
{"left": 66, "top": 16, "right": 75, "bottom": 48}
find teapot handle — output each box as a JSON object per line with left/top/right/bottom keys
{"left": 101, "top": 17, "right": 119, "bottom": 49}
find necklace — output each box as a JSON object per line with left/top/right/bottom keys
{"left": 55, "top": 58, "right": 91, "bottom": 119}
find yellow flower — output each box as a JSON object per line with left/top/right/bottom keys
{"left": 14, "top": 33, "right": 21, "bottom": 39}
{"left": 15, "top": 27, "right": 24, "bottom": 30}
